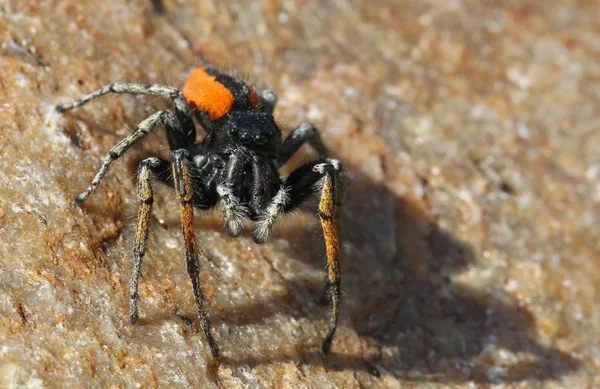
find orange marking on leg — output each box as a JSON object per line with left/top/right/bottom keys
{"left": 183, "top": 67, "right": 234, "bottom": 120}
{"left": 319, "top": 177, "right": 341, "bottom": 284}
{"left": 171, "top": 153, "right": 220, "bottom": 357}
{"left": 172, "top": 157, "right": 196, "bottom": 252}
{"left": 180, "top": 202, "right": 197, "bottom": 254}
{"left": 318, "top": 171, "right": 344, "bottom": 353}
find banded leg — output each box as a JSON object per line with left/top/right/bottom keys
{"left": 312, "top": 160, "right": 345, "bottom": 353}
{"left": 262, "top": 158, "right": 345, "bottom": 352}
{"left": 129, "top": 157, "right": 167, "bottom": 324}
{"left": 171, "top": 150, "right": 220, "bottom": 357}
{"left": 73, "top": 110, "right": 165, "bottom": 204}
{"left": 278, "top": 122, "right": 329, "bottom": 168}
{"left": 56, "top": 83, "right": 184, "bottom": 113}
{"left": 57, "top": 82, "right": 196, "bottom": 148}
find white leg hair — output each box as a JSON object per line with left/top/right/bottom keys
{"left": 253, "top": 186, "right": 290, "bottom": 243}
{"left": 216, "top": 184, "right": 246, "bottom": 237}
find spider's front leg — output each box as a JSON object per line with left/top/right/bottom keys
{"left": 289, "top": 159, "right": 345, "bottom": 353}
{"left": 171, "top": 149, "right": 220, "bottom": 357}
{"left": 254, "top": 158, "right": 345, "bottom": 353}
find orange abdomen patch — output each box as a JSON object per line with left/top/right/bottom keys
{"left": 183, "top": 67, "right": 234, "bottom": 120}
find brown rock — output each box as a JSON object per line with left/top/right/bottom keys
{"left": 0, "top": 0, "right": 598, "bottom": 388}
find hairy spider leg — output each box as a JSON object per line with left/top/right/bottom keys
{"left": 171, "top": 149, "right": 220, "bottom": 357}
{"left": 70, "top": 110, "right": 167, "bottom": 203}
{"left": 257, "top": 89, "right": 277, "bottom": 115}
{"left": 253, "top": 123, "right": 330, "bottom": 242}
{"left": 251, "top": 185, "right": 288, "bottom": 244}
{"left": 56, "top": 82, "right": 197, "bottom": 203}
{"left": 278, "top": 123, "right": 329, "bottom": 168}
{"left": 252, "top": 158, "right": 345, "bottom": 352}
{"left": 130, "top": 157, "right": 168, "bottom": 324}
{"left": 237, "top": 152, "right": 280, "bottom": 243}
{"left": 73, "top": 109, "right": 194, "bottom": 203}
{"left": 56, "top": 82, "right": 187, "bottom": 118}
{"left": 56, "top": 83, "right": 195, "bottom": 142}
{"left": 288, "top": 159, "right": 344, "bottom": 353}
{"left": 312, "top": 160, "right": 345, "bottom": 353}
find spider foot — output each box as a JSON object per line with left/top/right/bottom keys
{"left": 74, "top": 192, "right": 89, "bottom": 204}
{"left": 129, "top": 310, "right": 138, "bottom": 324}
{"left": 322, "top": 337, "right": 333, "bottom": 354}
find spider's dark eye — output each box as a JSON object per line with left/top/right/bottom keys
{"left": 239, "top": 132, "right": 251, "bottom": 144}
{"left": 255, "top": 135, "right": 267, "bottom": 145}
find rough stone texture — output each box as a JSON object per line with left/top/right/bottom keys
{"left": 0, "top": 0, "right": 599, "bottom": 388}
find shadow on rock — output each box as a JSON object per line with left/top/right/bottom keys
{"left": 71, "top": 121, "right": 579, "bottom": 383}
{"left": 217, "top": 166, "right": 579, "bottom": 384}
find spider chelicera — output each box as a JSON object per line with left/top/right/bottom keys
{"left": 56, "top": 67, "right": 345, "bottom": 357}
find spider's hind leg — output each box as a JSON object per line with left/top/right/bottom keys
{"left": 56, "top": 83, "right": 181, "bottom": 113}
{"left": 56, "top": 83, "right": 196, "bottom": 140}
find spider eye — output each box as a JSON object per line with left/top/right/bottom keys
{"left": 255, "top": 135, "right": 267, "bottom": 145}
{"left": 239, "top": 132, "right": 251, "bottom": 144}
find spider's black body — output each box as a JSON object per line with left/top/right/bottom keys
{"left": 56, "top": 66, "right": 345, "bottom": 358}
{"left": 156, "top": 111, "right": 283, "bottom": 218}
{"left": 188, "top": 111, "right": 283, "bottom": 218}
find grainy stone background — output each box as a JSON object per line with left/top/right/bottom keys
{"left": 0, "top": 0, "right": 599, "bottom": 388}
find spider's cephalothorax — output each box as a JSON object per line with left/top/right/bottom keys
{"left": 56, "top": 66, "right": 345, "bottom": 358}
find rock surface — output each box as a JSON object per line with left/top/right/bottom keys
{"left": 0, "top": 0, "right": 599, "bottom": 388}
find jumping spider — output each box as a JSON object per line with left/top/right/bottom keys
{"left": 56, "top": 67, "right": 345, "bottom": 357}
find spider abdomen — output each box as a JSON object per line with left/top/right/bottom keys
{"left": 183, "top": 67, "right": 261, "bottom": 120}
